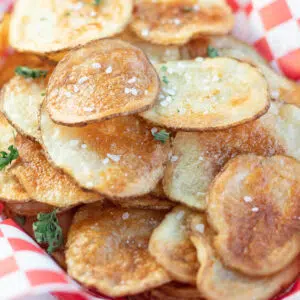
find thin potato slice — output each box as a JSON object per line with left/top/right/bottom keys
{"left": 66, "top": 204, "right": 171, "bottom": 297}
{"left": 130, "top": 0, "right": 234, "bottom": 45}
{"left": 46, "top": 39, "right": 159, "bottom": 126}
{"left": 11, "top": 135, "right": 103, "bottom": 208}
{"left": 208, "top": 154, "right": 300, "bottom": 276}
{"left": 9, "top": 0, "right": 133, "bottom": 54}
{"left": 163, "top": 101, "right": 300, "bottom": 210}
{"left": 140, "top": 58, "right": 269, "bottom": 131}
{"left": 186, "top": 35, "right": 300, "bottom": 107}
{"left": 190, "top": 217, "right": 300, "bottom": 300}
{"left": 116, "top": 29, "right": 181, "bottom": 63}
{"left": 41, "top": 105, "right": 169, "bottom": 198}
{"left": 0, "top": 113, "right": 29, "bottom": 202}
{"left": 1, "top": 75, "right": 46, "bottom": 141}
{"left": 149, "top": 206, "right": 199, "bottom": 284}
{"left": 112, "top": 195, "right": 175, "bottom": 210}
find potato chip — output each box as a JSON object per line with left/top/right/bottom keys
{"left": 9, "top": 0, "right": 133, "bottom": 54}
{"left": 11, "top": 135, "right": 103, "bottom": 208}
{"left": 46, "top": 39, "right": 159, "bottom": 126}
{"left": 66, "top": 204, "right": 170, "bottom": 297}
{"left": 116, "top": 29, "right": 181, "bottom": 63}
{"left": 1, "top": 75, "right": 46, "bottom": 141}
{"left": 149, "top": 206, "right": 199, "bottom": 284}
{"left": 186, "top": 35, "right": 300, "bottom": 107}
{"left": 130, "top": 0, "right": 234, "bottom": 45}
{"left": 151, "top": 181, "right": 168, "bottom": 199}
{"left": 0, "top": 113, "right": 29, "bottom": 202}
{"left": 190, "top": 217, "right": 300, "bottom": 300}
{"left": 208, "top": 154, "right": 300, "bottom": 276}
{"left": 0, "top": 13, "right": 10, "bottom": 52}
{"left": 112, "top": 195, "right": 175, "bottom": 210}
{"left": 140, "top": 58, "right": 269, "bottom": 131}
{"left": 41, "top": 105, "right": 169, "bottom": 198}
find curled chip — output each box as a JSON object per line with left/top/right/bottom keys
{"left": 11, "top": 135, "right": 103, "bottom": 208}
{"left": 0, "top": 113, "right": 29, "bottom": 202}
{"left": 1, "top": 75, "right": 46, "bottom": 141}
{"left": 140, "top": 58, "right": 269, "bottom": 131}
{"left": 66, "top": 204, "right": 170, "bottom": 297}
{"left": 116, "top": 29, "right": 181, "bottom": 64}
{"left": 9, "top": 0, "right": 133, "bottom": 54}
{"left": 186, "top": 35, "right": 300, "bottom": 107}
{"left": 149, "top": 206, "right": 199, "bottom": 284}
{"left": 41, "top": 105, "right": 169, "bottom": 198}
{"left": 130, "top": 0, "right": 233, "bottom": 45}
{"left": 112, "top": 195, "right": 175, "bottom": 210}
{"left": 208, "top": 154, "right": 300, "bottom": 276}
{"left": 190, "top": 216, "right": 300, "bottom": 300}
{"left": 46, "top": 39, "right": 159, "bottom": 126}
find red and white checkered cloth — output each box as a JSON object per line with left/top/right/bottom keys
{"left": 0, "top": 0, "right": 299, "bottom": 299}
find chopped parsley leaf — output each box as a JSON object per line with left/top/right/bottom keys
{"left": 94, "top": 0, "right": 101, "bottom": 5}
{"left": 162, "top": 75, "right": 169, "bottom": 85}
{"left": 161, "top": 65, "right": 168, "bottom": 72}
{"left": 152, "top": 130, "right": 170, "bottom": 144}
{"left": 33, "top": 209, "right": 63, "bottom": 254}
{"left": 41, "top": 92, "right": 46, "bottom": 96}
{"left": 0, "top": 145, "right": 19, "bottom": 170}
{"left": 15, "top": 66, "right": 48, "bottom": 79}
{"left": 207, "top": 46, "right": 219, "bottom": 58}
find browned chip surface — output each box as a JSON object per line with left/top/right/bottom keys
{"left": 66, "top": 204, "right": 170, "bottom": 297}
{"left": 11, "top": 135, "right": 102, "bottom": 207}
{"left": 46, "top": 39, "right": 159, "bottom": 126}
{"left": 208, "top": 154, "right": 300, "bottom": 276}
{"left": 131, "top": 0, "right": 234, "bottom": 45}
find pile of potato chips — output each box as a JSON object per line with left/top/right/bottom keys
{"left": 0, "top": 1, "right": 299, "bottom": 299}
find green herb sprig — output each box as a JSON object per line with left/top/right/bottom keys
{"left": 33, "top": 209, "right": 63, "bottom": 254}
{"left": 152, "top": 130, "right": 170, "bottom": 144}
{"left": 0, "top": 145, "right": 19, "bottom": 170}
{"left": 207, "top": 46, "right": 219, "bottom": 58}
{"left": 93, "top": 0, "right": 101, "bottom": 5}
{"left": 15, "top": 66, "right": 48, "bottom": 79}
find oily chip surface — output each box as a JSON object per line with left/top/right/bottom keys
{"left": 41, "top": 105, "right": 169, "bottom": 198}
{"left": 9, "top": 0, "right": 133, "bottom": 54}
{"left": 131, "top": 0, "right": 234, "bottom": 45}
{"left": 46, "top": 39, "right": 159, "bottom": 126}
{"left": 190, "top": 218, "right": 300, "bottom": 300}
{"left": 1, "top": 75, "right": 46, "bottom": 141}
{"left": 0, "top": 113, "right": 29, "bottom": 202}
{"left": 149, "top": 206, "right": 199, "bottom": 284}
{"left": 11, "top": 135, "right": 102, "bottom": 208}
{"left": 208, "top": 154, "right": 300, "bottom": 276}
{"left": 140, "top": 58, "right": 269, "bottom": 131}
{"left": 66, "top": 205, "right": 170, "bottom": 297}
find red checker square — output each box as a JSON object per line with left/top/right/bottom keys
{"left": 254, "top": 37, "right": 274, "bottom": 62}
{"left": 260, "top": 0, "right": 293, "bottom": 30}
{"left": 9, "top": 238, "right": 44, "bottom": 254}
{"left": 0, "top": 230, "right": 3, "bottom": 238}
{"left": 52, "top": 292, "right": 90, "bottom": 300}
{"left": 0, "top": 256, "right": 19, "bottom": 277}
{"left": 245, "top": 2, "right": 253, "bottom": 16}
{"left": 277, "top": 49, "right": 300, "bottom": 80}
{"left": 226, "top": 0, "right": 240, "bottom": 13}
{"left": 26, "top": 270, "right": 69, "bottom": 286}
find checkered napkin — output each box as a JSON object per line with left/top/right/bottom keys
{"left": 0, "top": 0, "right": 299, "bottom": 299}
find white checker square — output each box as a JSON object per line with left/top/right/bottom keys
{"left": 0, "top": 237, "right": 13, "bottom": 260}
{"left": 267, "top": 19, "right": 300, "bottom": 58}
{"left": 235, "top": 0, "right": 252, "bottom": 7}
{"left": 286, "top": 0, "right": 300, "bottom": 18}
{"left": 232, "top": 11, "right": 251, "bottom": 42}
{"left": 247, "top": 10, "right": 266, "bottom": 43}
{"left": 253, "top": 0, "right": 276, "bottom": 10}
{"left": 0, "top": 224, "right": 38, "bottom": 244}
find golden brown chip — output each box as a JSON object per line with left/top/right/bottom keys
{"left": 140, "top": 58, "right": 270, "bottom": 131}
{"left": 130, "top": 0, "right": 234, "bottom": 45}
{"left": 112, "top": 195, "right": 175, "bottom": 210}
{"left": 9, "top": 0, "right": 133, "bottom": 54}
{"left": 190, "top": 216, "right": 300, "bottom": 300}
{"left": 41, "top": 105, "right": 170, "bottom": 198}
{"left": 46, "top": 39, "right": 159, "bottom": 126}
{"left": 186, "top": 35, "right": 300, "bottom": 107}
{"left": 149, "top": 206, "right": 199, "bottom": 284}
{"left": 0, "top": 13, "right": 10, "bottom": 52}
{"left": 11, "top": 135, "right": 103, "bottom": 208}
{"left": 151, "top": 181, "right": 168, "bottom": 199}
{"left": 1, "top": 75, "right": 46, "bottom": 141}
{"left": 66, "top": 204, "right": 171, "bottom": 297}
{"left": 208, "top": 154, "right": 300, "bottom": 276}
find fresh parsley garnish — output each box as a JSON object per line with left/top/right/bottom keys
{"left": 0, "top": 145, "right": 19, "bottom": 170}
{"left": 162, "top": 75, "right": 169, "bottom": 85}
{"left": 33, "top": 209, "right": 63, "bottom": 254}
{"left": 207, "top": 46, "right": 219, "bottom": 58}
{"left": 41, "top": 92, "right": 46, "bottom": 96}
{"left": 152, "top": 130, "right": 170, "bottom": 144}
{"left": 93, "top": 0, "right": 101, "bottom": 5}
{"left": 161, "top": 65, "right": 168, "bottom": 72}
{"left": 15, "top": 66, "right": 48, "bottom": 79}
{"left": 15, "top": 216, "right": 26, "bottom": 226}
